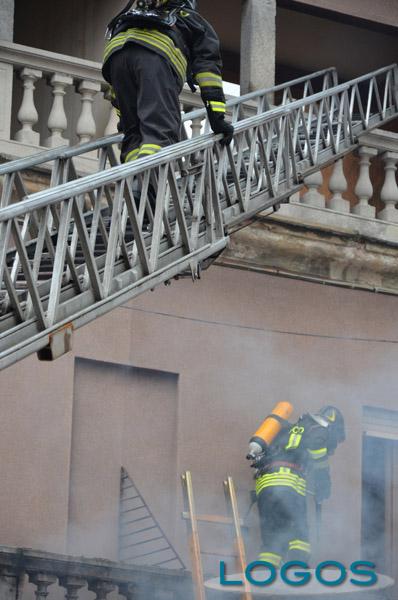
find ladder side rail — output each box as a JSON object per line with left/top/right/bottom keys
{"left": 181, "top": 471, "right": 206, "bottom": 600}
{"left": 224, "top": 477, "right": 252, "bottom": 600}
{"left": 0, "top": 65, "right": 397, "bottom": 367}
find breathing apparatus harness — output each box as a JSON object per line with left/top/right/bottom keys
{"left": 105, "top": 0, "right": 192, "bottom": 40}
{"left": 105, "top": 0, "right": 197, "bottom": 90}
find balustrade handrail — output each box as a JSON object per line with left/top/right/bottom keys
{"left": 0, "top": 545, "right": 191, "bottom": 599}
{"left": 0, "top": 53, "right": 338, "bottom": 177}
{"left": 0, "top": 40, "right": 109, "bottom": 86}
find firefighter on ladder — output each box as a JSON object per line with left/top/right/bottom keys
{"left": 247, "top": 403, "right": 345, "bottom": 568}
{"left": 102, "top": 0, "right": 234, "bottom": 164}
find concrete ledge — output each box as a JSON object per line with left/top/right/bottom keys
{"left": 219, "top": 217, "right": 398, "bottom": 294}
{"left": 269, "top": 201, "right": 398, "bottom": 246}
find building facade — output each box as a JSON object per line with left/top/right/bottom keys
{"left": 0, "top": 1, "right": 398, "bottom": 598}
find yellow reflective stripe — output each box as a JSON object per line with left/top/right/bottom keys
{"left": 115, "top": 109, "right": 121, "bottom": 117}
{"left": 195, "top": 71, "right": 223, "bottom": 88}
{"left": 140, "top": 144, "right": 162, "bottom": 150}
{"left": 197, "top": 80, "right": 223, "bottom": 88}
{"left": 256, "top": 475, "right": 306, "bottom": 486}
{"left": 209, "top": 101, "right": 226, "bottom": 113}
{"left": 258, "top": 552, "right": 282, "bottom": 567}
{"left": 289, "top": 540, "right": 311, "bottom": 552}
{"left": 129, "top": 34, "right": 186, "bottom": 81}
{"left": 105, "top": 31, "right": 186, "bottom": 79}
{"left": 257, "top": 481, "right": 306, "bottom": 496}
{"left": 139, "top": 28, "right": 186, "bottom": 71}
{"left": 256, "top": 480, "right": 306, "bottom": 492}
{"left": 138, "top": 144, "right": 162, "bottom": 157}
{"left": 308, "top": 447, "right": 327, "bottom": 459}
{"left": 104, "top": 29, "right": 187, "bottom": 80}
{"left": 138, "top": 149, "right": 160, "bottom": 156}
{"left": 285, "top": 433, "right": 302, "bottom": 449}
{"left": 125, "top": 148, "right": 140, "bottom": 162}
{"left": 195, "top": 71, "right": 222, "bottom": 81}
{"left": 258, "top": 477, "right": 306, "bottom": 489}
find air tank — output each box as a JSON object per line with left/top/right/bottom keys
{"left": 248, "top": 401, "right": 293, "bottom": 458}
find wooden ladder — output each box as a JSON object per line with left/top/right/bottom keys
{"left": 181, "top": 470, "right": 252, "bottom": 600}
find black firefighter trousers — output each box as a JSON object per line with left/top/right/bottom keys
{"left": 107, "top": 43, "right": 182, "bottom": 163}
{"left": 257, "top": 485, "right": 311, "bottom": 567}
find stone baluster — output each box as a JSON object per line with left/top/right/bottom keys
{"left": 119, "top": 582, "right": 137, "bottom": 600}
{"left": 0, "top": 62, "right": 14, "bottom": 140}
{"left": 59, "top": 576, "right": 86, "bottom": 600}
{"left": 29, "top": 573, "right": 57, "bottom": 599}
{"left": 378, "top": 151, "right": 398, "bottom": 222}
{"left": 190, "top": 116, "right": 203, "bottom": 138}
{"left": 45, "top": 73, "right": 73, "bottom": 148}
{"left": 301, "top": 170, "right": 325, "bottom": 208}
{"left": 76, "top": 80, "right": 101, "bottom": 144}
{"left": 352, "top": 146, "right": 378, "bottom": 218}
{"left": 328, "top": 158, "right": 349, "bottom": 212}
{"left": 15, "top": 68, "right": 42, "bottom": 145}
{"left": 104, "top": 104, "right": 119, "bottom": 136}
{"left": 88, "top": 580, "right": 116, "bottom": 599}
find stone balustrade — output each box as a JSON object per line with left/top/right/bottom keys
{"left": 0, "top": 41, "right": 207, "bottom": 153}
{"left": 292, "top": 129, "right": 398, "bottom": 228}
{"left": 0, "top": 546, "right": 191, "bottom": 600}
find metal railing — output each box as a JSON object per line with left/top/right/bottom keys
{"left": 0, "top": 64, "right": 396, "bottom": 370}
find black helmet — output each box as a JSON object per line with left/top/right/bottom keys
{"left": 312, "top": 406, "right": 345, "bottom": 451}
{"left": 136, "top": 0, "right": 169, "bottom": 8}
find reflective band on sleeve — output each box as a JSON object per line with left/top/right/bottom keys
{"left": 194, "top": 71, "right": 223, "bottom": 88}
{"left": 308, "top": 447, "right": 328, "bottom": 459}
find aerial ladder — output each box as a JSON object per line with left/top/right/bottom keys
{"left": 0, "top": 65, "right": 397, "bottom": 370}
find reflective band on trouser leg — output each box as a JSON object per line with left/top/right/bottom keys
{"left": 137, "top": 143, "right": 162, "bottom": 158}
{"left": 258, "top": 552, "right": 282, "bottom": 567}
{"left": 288, "top": 539, "right": 311, "bottom": 553}
{"left": 125, "top": 148, "right": 140, "bottom": 162}
{"left": 209, "top": 101, "right": 226, "bottom": 113}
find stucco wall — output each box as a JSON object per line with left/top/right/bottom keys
{"left": 0, "top": 266, "right": 397, "bottom": 574}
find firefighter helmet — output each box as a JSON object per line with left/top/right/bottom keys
{"left": 136, "top": 0, "right": 169, "bottom": 9}
{"left": 312, "top": 405, "right": 345, "bottom": 450}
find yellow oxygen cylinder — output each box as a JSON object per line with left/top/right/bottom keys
{"left": 248, "top": 401, "right": 293, "bottom": 458}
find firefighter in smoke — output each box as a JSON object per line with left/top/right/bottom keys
{"left": 247, "top": 403, "right": 345, "bottom": 567}
{"left": 102, "top": 0, "right": 234, "bottom": 164}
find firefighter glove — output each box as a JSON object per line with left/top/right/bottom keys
{"left": 206, "top": 107, "right": 234, "bottom": 146}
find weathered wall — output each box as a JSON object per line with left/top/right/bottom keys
{"left": 0, "top": 0, "right": 14, "bottom": 41}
